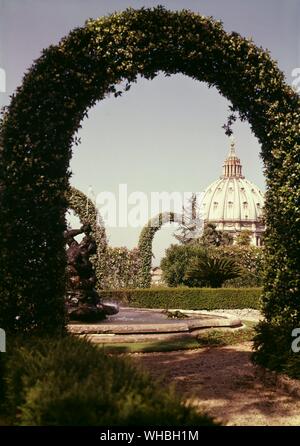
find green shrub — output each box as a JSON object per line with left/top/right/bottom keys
{"left": 235, "top": 230, "right": 252, "bottom": 247}
{"left": 223, "top": 273, "right": 263, "bottom": 288}
{"left": 0, "top": 355, "right": 6, "bottom": 412}
{"left": 101, "top": 287, "right": 262, "bottom": 310}
{"left": 161, "top": 244, "right": 264, "bottom": 288}
{"left": 161, "top": 244, "right": 205, "bottom": 287}
{"left": 3, "top": 336, "right": 214, "bottom": 426}
{"left": 184, "top": 256, "right": 241, "bottom": 288}
{"left": 198, "top": 223, "right": 233, "bottom": 247}
{"left": 252, "top": 320, "right": 299, "bottom": 377}
{"left": 218, "top": 245, "right": 265, "bottom": 287}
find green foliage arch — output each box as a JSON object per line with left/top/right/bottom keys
{"left": 138, "top": 212, "right": 184, "bottom": 288}
{"left": 66, "top": 188, "right": 140, "bottom": 290}
{"left": 66, "top": 186, "right": 107, "bottom": 291}
{"left": 105, "top": 246, "right": 142, "bottom": 290}
{"left": 0, "top": 7, "right": 299, "bottom": 359}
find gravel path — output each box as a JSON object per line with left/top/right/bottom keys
{"left": 131, "top": 342, "right": 300, "bottom": 426}
{"left": 205, "top": 308, "right": 263, "bottom": 322}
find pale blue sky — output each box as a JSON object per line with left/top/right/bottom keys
{"left": 0, "top": 0, "right": 299, "bottom": 263}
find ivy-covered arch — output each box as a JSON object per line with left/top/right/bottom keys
{"left": 138, "top": 212, "right": 184, "bottom": 288}
{"left": 66, "top": 186, "right": 107, "bottom": 291}
{"left": 66, "top": 187, "right": 141, "bottom": 290}
{"left": 0, "top": 7, "right": 299, "bottom": 366}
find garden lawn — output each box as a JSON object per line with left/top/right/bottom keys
{"left": 101, "top": 322, "right": 256, "bottom": 354}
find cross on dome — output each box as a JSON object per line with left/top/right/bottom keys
{"left": 229, "top": 136, "right": 236, "bottom": 156}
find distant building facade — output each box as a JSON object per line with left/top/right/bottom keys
{"left": 151, "top": 267, "right": 164, "bottom": 285}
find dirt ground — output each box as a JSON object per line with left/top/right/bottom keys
{"left": 130, "top": 342, "right": 300, "bottom": 426}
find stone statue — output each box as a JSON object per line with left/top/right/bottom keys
{"left": 64, "top": 223, "right": 118, "bottom": 322}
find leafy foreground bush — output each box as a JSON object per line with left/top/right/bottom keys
{"left": 0, "top": 354, "right": 6, "bottom": 413}
{"left": 253, "top": 320, "right": 300, "bottom": 379}
{"left": 2, "top": 336, "right": 215, "bottom": 426}
{"left": 101, "top": 287, "right": 262, "bottom": 310}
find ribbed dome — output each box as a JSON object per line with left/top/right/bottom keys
{"left": 201, "top": 177, "right": 264, "bottom": 221}
{"left": 201, "top": 139, "right": 265, "bottom": 223}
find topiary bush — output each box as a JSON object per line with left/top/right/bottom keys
{"left": 101, "top": 287, "right": 262, "bottom": 310}
{"left": 138, "top": 212, "right": 183, "bottom": 288}
{"left": 3, "top": 336, "right": 214, "bottom": 426}
{"left": 104, "top": 246, "right": 142, "bottom": 289}
{"left": 0, "top": 6, "right": 298, "bottom": 372}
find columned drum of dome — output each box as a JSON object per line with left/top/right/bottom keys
{"left": 201, "top": 140, "right": 265, "bottom": 246}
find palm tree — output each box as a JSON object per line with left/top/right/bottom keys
{"left": 184, "top": 254, "right": 241, "bottom": 288}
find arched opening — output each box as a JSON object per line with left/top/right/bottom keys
{"left": 71, "top": 72, "right": 264, "bottom": 263}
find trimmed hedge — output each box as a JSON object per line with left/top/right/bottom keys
{"left": 101, "top": 287, "right": 262, "bottom": 310}
{"left": 2, "top": 336, "right": 214, "bottom": 426}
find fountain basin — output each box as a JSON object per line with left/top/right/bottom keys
{"left": 68, "top": 307, "right": 241, "bottom": 343}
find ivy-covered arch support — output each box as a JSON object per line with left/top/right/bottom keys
{"left": 66, "top": 186, "right": 107, "bottom": 291}
{"left": 0, "top": 7, "right": 298, "bottom": 362}
{"left": 138, "top": 212, "right": 184, "bottom": 288}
